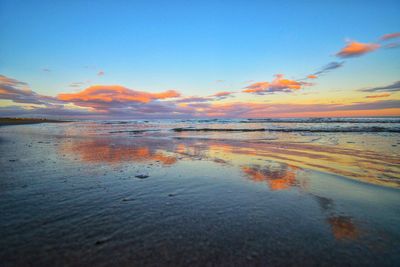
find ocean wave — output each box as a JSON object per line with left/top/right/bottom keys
{"left": 172, "top": 127, "right": 400, "bottom": 133}
{"left": 239, "top": 118, "right": 400, "bottom": 124}
{"left": 109, "top": 129, "right": 159, "bottom": 134}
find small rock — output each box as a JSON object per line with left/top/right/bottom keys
{"left": 135, "top": 174, "right": 149, "bottom": 179}
{"left": 122, "top": 197, "right": 136, "bottom": 202}
{"left": 168, "top": 193, "right": 177, "bottom": 197}
{"left": 95, "top": 238, "right": 109, "bottom": 245}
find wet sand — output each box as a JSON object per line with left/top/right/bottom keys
{"left": 0, "top": 122, "right": 399, "bottom": 266}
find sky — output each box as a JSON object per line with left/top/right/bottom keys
{"left": 0, "top": 0, "right": 399, "bottom": 118}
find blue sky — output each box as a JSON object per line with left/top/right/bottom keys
{"left": 0, "top": 0, "right": 399, "bottom": 118}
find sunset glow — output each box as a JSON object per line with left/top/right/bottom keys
{"left": 0, "top": 1, "right": 399, "bottom": 119}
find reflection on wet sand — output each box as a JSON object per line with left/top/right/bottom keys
{"left": 328, "top": 216, "right": 359, "bottom": 240}
{"left": 59, "top": 138, "right": 177, "bottom": 165}
{"left": 58, "top": 135, "right": 400, "bottom": 188}
{"left": 313, "top": 194, "right": 360, "bottom": 240}
{"left": 179, "top": 139, "right": 400, "bottom": 188}
{"left": 241, "top": 164, "right": 302, "bottom": 191}
{"left": 58, "top": 136, "right": 363, "bottom": 241}
{"left": 240, "top": 163, "right": 360, "bottom": 240}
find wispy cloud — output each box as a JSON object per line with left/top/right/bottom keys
{"left": 360, "top": 81, "right": 400, "bottom": 92}
{"left": 210, "top": 91, "right": 235, "bottom": 100}
{"left": 379, "top": 32, "right": 400, "bottom": 49}
{"left": 69, "top": 82, "right": 86, "bottom": 88}
{"left": 175, "top": 96, "right": 210, "bottom": 103}
{"left": 97, "top": 70, "right": 105, "bottom": 76}
{"left": 313, "top": 61, "right": 344, "bottom": 76}
{"left": 365, "top": 93, "right": 391, "bottom": 99}
{"left": 0, "top": 105, "right": 94, "bottom": 118}
{"left": 176, "top": 91, "right": 235, "bottom": 104}
{"left": 380, "top": 32, "right": 400, "bottom": 41}
{"left": 384, "top": 42, "right": 400, "bottom": 49}
{"left": 0, "top": 74, "right": 59, "bottom": 106}
{"left": 336, "top": 41, "right": 380, "bottom": 58}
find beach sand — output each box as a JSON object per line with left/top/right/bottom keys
{"left": 0, "top": 121, "right": 399, "bottom": 266}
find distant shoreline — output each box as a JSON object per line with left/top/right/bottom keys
{"left": 0, "top": 118, "right": 70, "bottom": 126}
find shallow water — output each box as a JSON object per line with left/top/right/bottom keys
{"left": 0, "top": 120, "right": 399, "bottom": 266}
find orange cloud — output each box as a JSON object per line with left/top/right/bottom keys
{"left": 365, "top": 93, "right": 391, "bottom": 99}
{"left": 336, "top": 41, "right": 380, "bottom": 58}
{"left": 243, "top": 74, "right": 311, "bottom": 94}
{"left": 58, "top": 85, "right": 180, "bottom": 105}
{"left": 242, "top": 82, "right": 269, "bottom": 93}
{"left": 307, "top": 75, "right": 317, "bottom": 79}
{"left": 380, "top": 32, "right": 400, "bottom": 41}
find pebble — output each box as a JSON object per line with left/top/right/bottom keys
{"left": 135, "top": 174, "right": 149, "bottom": 179}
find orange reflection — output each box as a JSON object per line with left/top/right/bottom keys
{"left": 241, "top": 164, "right": 300, "bottom": 191}
{"left": 58, "top": 132, "right": 400, "bottom": 188}
{"left": 59, "top": 139, "right": 177, "bottom": 165}
{"left": 328, "top": 216, "right": 359, "bottom": 240}
{"left": 199, "top": 139, "right": 400, "bottom": 188}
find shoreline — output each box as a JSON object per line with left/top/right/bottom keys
{"left": 0, "top": 118, "right": 70, "bottom": 126}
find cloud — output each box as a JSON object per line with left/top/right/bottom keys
{"left": 380, "top": 32, "right": 400, "bottom": 41}
{"left": 0, "top": 105, "right": 95, "bottom": 118}
{"left": 313, "top": 61, "right": 344, "bottom": 76}
{"left": 175, "top": 96, "right": 210, "bottom": 103}
{"left": 97, "top": 70, "right": 105, "bottom": 76}
{"left": 243, "top": 74, "right": 312, "bottom": 94}
{"left": 307, "top": 75, "right": 317, "bottom": 79}
{"left": 69, "top": 82, "right": 86, "bottom": 88}
{"left": 176, "top": 91, "right": 235, "bottom": 104}
{"left": 42, "top": 68, "right": 51, "bottom": 72}
{"left": 2, "top": 93, "right": 399, "bottom": 118}
{"left": 200, "top": 100, "right": 400, "bottom": 118}
{"left": 210, "top": 91, "right": 235, "bottom": 100}
{"left": 336, "top": 41, "right": 380, "bottom": 58}
{"left": 58, "top": 85, "right": 180, "bottom": 110}
{"left": 212, "top": 91, "right": 233, "bottom": 97}
{"left": 360, "top": 81, "right": 400, "bottom": 92}
{"left": 365, "top": 93, "right": 391, "bottom": 99}
{"left": 0, "top": 74, "right": 59, "bottom": 106}
{"left": 242, "top": 82, "right": 269, "bottom": 94}
{"left": 383, "top": 42, "right": 400, "bottom": 49}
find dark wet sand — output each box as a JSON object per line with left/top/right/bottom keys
{"left": 0, "top": 122, "right": 399, "bottom": 266}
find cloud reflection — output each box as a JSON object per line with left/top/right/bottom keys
{"left": 328, "top": 216, "right": 359, "bottom": 240}
{"left": 241, "top": 164, "right": 302, "bottom": 191}
{"left": 59, "top": 139, "right": 177, "bottom": 165}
